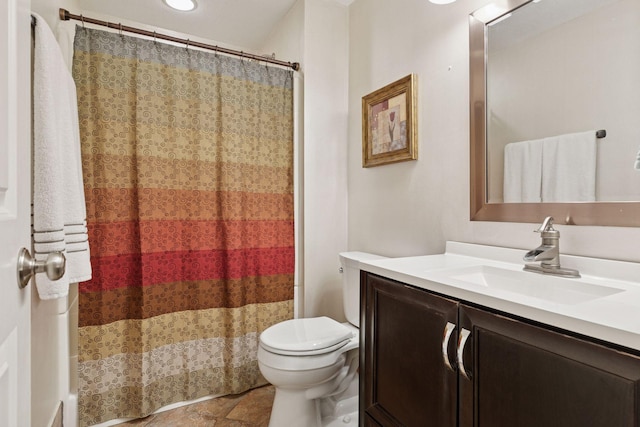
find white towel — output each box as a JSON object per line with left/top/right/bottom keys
{"left": 634, "top": 147, "right": 640, "bottom": 171}
{"left": 541, "top": 131, "right": 596, "bottom": 202}
{"left": 503, "top": 139, "right": 543, "bottom": 203}
{"left": 33, "top": 14, "right": 91, "bottom": 300}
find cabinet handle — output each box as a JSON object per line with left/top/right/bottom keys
{"left": 457, "top": 328, "right": 472, "bottom": 381}
{"left": 441, "top": 322, "right": 456, "bottom": 372}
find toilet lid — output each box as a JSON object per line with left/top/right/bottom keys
{"left": 260, "top": 317, "right": 354, "bottom": 355}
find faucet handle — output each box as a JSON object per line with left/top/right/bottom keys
{"left": 535, "top": 216, "right": 555, "bottom": 234}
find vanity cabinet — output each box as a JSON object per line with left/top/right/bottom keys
{"left": 361, "top": 272, "right": 458, "bottom": 426}
{"left": 361, "top": 272, "right": 640, "bottom": 427}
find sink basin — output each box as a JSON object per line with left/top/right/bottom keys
{"left": 437, "top": 265, "right": 624, "bottom": 305}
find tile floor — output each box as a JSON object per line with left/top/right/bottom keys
{"left": 115, "top": 385, "right": 275, "bottom": 427}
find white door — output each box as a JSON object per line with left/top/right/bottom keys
{"left": 0, "top": 0, "right": 32, "bottom": 425}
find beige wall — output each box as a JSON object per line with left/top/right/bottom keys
{"left": 262, "top": 0, "right": 351, "bottom": 321}
{"left": 263, "top": 0, "right": 352, "bottom": 321}
{"left": 296, "top": 0, "right": 350, "bottom": 320}
{"left": 260, "top": 1, "right": 306, "bottom": 317}
{"left": 347, "top": 0, "right": 640, "bottom": 263}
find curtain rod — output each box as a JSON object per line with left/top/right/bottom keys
{"left": 58, "top": 8, "right": 300, "bottom": 71}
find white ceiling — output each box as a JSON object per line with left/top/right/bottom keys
{"left": 77, "top": 0, "right": 299, "bottom": 50}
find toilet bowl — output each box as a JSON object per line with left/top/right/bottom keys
{"left": 257, "top": 252, "right": 386, "bottom": 427}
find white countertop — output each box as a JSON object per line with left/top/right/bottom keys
{"left": 358, "top": 241, "right": 640, "bottom": 351}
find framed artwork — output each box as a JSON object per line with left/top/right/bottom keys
{"left": 362, "top": 74, "right": 417, "bottom": 167}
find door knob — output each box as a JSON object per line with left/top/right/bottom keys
{"left": 16, "top": 248, "right": 66, "bottom": 289}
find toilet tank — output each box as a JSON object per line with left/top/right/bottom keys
{"left": 339, "top": 252, "right": 387, "bottom": 327}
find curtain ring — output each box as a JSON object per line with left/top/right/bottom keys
{"left": 80, "top": 14, "right": 85, "bottom": 28}
{"left": 118, "top": 23, "right": 123, "bottom": 36}
{"left": 186, "top": 39, "right": 190, "bottom": 49}
{"left": 153, "top": 31, "right": 157, "bottom": 43}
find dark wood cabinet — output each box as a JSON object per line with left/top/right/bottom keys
{"left": 361, "top": 273, "right": 457, "bottom": 426}
{"left": 459, "top": 305, "right": 640, "bottom": 427}
{"left": 361, "top": 272, "right": 640, "bottom": 427}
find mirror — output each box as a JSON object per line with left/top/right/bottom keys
{"left": 470, "top": 0, "right": 640, "bottom": 226}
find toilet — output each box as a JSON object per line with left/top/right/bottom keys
{"left": 257, "top": 252, "right": 386, "bottom": 427}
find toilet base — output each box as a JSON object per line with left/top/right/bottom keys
{"left": 320, "top": 377, "right": 358, "bottom": 427}
{"left": 322, "top": 404, "right": 357, "bottom": 427}
{"left": 269, "top": 388, "right": 321, "bottom": 427}
{"left": 268, "top": 373, "right": 359, "bottom": 427}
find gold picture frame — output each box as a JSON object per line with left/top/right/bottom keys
{"left": 362, "top": 74, "right": 417, "bottom": 167}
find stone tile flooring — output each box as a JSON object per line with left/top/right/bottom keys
{"left": 115, "top": 385, "right": 275, "bottom": 427}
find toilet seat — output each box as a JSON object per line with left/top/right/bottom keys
{"left": 258, "top": 334, "right": 358, "bottom": 372}
{"left": 261, "top": 339, "right": 350, "bottom": 357}
{"left": 260, "top": 317, "right": 355, "bottom": 356}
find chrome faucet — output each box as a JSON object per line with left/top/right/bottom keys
{"left": 523, "top": 216, "right": 580, "bottom": 278}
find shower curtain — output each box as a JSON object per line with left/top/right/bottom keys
{"left": 72, "top": 26, "right": 294, "bottom": 426}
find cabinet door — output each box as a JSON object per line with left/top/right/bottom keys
{"left": 361, "top": 273, "right": 458, "bottom": 427}
{"left": 459, "top": 304, "right": 640, "bottom": 427}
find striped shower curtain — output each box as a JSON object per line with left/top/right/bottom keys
{"left": 72, "top": 26, "right": 294, "bottom": 426}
